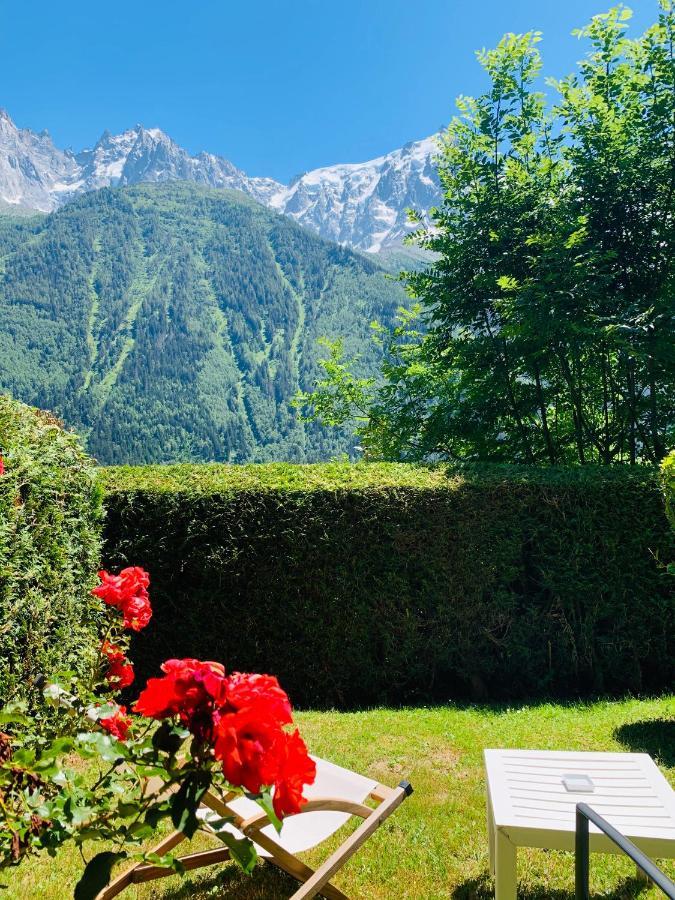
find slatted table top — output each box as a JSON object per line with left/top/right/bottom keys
{"left": 484, "top": 749, "right": 675, "bottom": 854}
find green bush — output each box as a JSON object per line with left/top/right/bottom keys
{"left": 663, "top": 450, "right": 675, "bottom": 531}
{"left": 100, "top": 462, "right": 674, "bottom": 708}
{"left": 0, "top": 395, "right": 103, "bottom": 705}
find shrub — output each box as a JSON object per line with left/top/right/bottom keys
{"left": 0, "top": 395, "right": 103, "bottom": 705}
{"left": 663, "top": 450, "right": 675, "bottom": 531}
{"left": 100, "top": 462, "right": 674, "bottom": 708}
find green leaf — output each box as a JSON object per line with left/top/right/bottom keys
{"left": 204, "top": 816, "right": 235, "bottom": 830}
{"left": 71, "top": 805, "right": 94, "bottom": 827}
{"left": 170, "top": 771, "right": 212, "bottom": 838}
{"left": 145, "top": 800, "right": 171, "bottom": 829}
{"left": 77, "top": 731, "right": 126, "bottom": 763}
{"left": 11, "top": 748, "right": 36, "bottom": 767}
{"left": 48, "top": 736, "right": 76, "bottom": 754}
{"left": 134, "top": 764, "right": 172, "bottom": 779}
{"left": 496, "top": 275, "right": 519, "bottom": 291}
{"left": 142, "top": 852, "right": 185, "bottom": 874}
{"left": 217, "top": 830, "right": 258, "bottom": 874}
{"left": 74, "top": 851, "right": 126, "bottom": 900}
{"left": 152, "top": 721, "right": 188, "bottom": 755}
{"left": 252, "top": 789, "right": 282, "bottom": 834}
{"left": 128, "top": 821, "right": 155, "bottom": 841}
{"left": 0, "top": 703, "right": 30, "bottom": 726}
{"left": 116, "top": 802, "right": 138, "bottom": 819}
{"left": 74, "top": 826, "right": 108, "bottom": 842}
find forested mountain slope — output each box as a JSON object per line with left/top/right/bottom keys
{"left": 0, "top": 183, "right": 407, "bottom": 463}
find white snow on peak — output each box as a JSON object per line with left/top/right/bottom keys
{"left": 0, "top": 109, "right": 442, "bottom": 251}
{"left": 267, "top": 135, "right": 440, "bottom": 251}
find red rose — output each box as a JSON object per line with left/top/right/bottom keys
{"left": 92, "top": 568, "right": 149, "bottom": 602}
{"left": 135, "top": 656, "right": 314, "bottom": 816}
{"left": 134, "top": 658, "right": 226, "bottom": 741}
{"left": 213, "top": 708, "right": 286, "bottom": 794}
{"left": 0, "top": 456, "right": 4, "bottom": 476}
{"left": 273, "top": 730, "right": 316, "bottom": 819}
{"left": 92, "top": 568, "right": 152, "bottom": 631}
{"left": 92, "top": 571, "right": 126, "bottom": 607}
{"left": 135, "top": 658, "right": 226, "bottom": 717}
{"left": 107, "top": 657, "right": 135, "bottom": 689}
{"left": 120, "top": 566, "right": 149, "bottom": 591}
{"left": 100, "top": 705, "right": 132, "bottom": 742}
{"left": 101, "top": 641, "right": 135, "bottom": 688}
{"left": 101, "top": 640, "right": 125, "bottom": 661}
{"left": 121, "top": 593, "right": 152, "bottom": 631}
{"left": 225, "top": 673, "right": 293, "bottom": 725}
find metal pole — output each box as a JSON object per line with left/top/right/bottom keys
{"left": 575, "top": 805, "right": 590, "bottom": 900}
{"left": 576, "top": 803, "right": 675, "bottom": 899}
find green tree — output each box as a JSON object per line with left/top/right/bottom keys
{"left": 554, "top": 4, "right": 675, "bottom": 463}
{"left": 299, "top": 4, "right": 675, "bottom": 464}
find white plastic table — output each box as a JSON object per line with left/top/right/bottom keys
{"left": 484, "top": 749, "right": 675, "bottom": 899}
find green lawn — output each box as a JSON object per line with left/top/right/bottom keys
{"left": 2, "top": 696, "right": 674, "bottom": 899}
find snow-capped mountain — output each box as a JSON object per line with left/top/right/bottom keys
{"left": 0, "top": 109, "right": 79, "bottom": 211}
{"left": 270, "top": 136, "right": 439, "bottom": 252}
{"left": 72, "top": 126, "right": 282, "bottom": 205}
{"left": 0, "top": 108, "right": 441, "bottom": 251}
{"left": 0, "top": 110, "right": 281, "bottom": 212}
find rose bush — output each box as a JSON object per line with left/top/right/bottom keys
{"left": 0, "top": 565, "right": 315, "bottom": 899}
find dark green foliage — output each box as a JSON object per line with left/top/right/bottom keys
{"left": 0, "top": 394, "right": 103, "bottom": 705}
{"left": 74, "top": 853, "right": 127, "bottom": 900}
{"left": 100, "top": 462, "right": 674, "bottom": 708}
{"left": 663, "top": 451, "right": 675, "bottom": 531}
{"left": 0, "top": 182, "right": 406, "bottom": 464}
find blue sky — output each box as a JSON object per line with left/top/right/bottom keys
{"left": 1, "top": 0, "right": 656, "bottom": 183}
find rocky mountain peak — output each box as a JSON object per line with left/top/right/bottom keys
{"left": 0, "top": 107, "right": 442, "bottom": 250}
{"left": 266, "top": 134, "right": 440, "bottom": 251}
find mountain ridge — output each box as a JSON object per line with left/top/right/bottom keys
{"left": 0, "top": 108, "right": 440, "bottom": 251}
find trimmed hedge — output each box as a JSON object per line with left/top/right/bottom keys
{"left": 100, "top": 462, "right": 674, "bottom": 708}
{"left": 0, "top": 396, "right": 103, "bottom": 705}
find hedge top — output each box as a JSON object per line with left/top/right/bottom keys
{"left": 99, "top": 460, "right": 664, "bottom": 495}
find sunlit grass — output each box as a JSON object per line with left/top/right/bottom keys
{"left": 2, "top": 696, "right": 673, "bottom": 899}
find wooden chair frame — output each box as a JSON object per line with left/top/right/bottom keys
{"left": 98, "top": 776, "right": 412, "bottom": 900}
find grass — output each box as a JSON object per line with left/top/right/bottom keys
{"left": 2, "top": 696, "right": 673, "bottom": 899}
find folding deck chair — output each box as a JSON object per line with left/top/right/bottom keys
{"left": 98, "top": 756, "right": 413, "bottom": 899}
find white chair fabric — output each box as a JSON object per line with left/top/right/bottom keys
{"left": 199, "top": 756, "right": 378, "bottom": 857}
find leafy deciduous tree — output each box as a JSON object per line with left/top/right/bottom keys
{"left": 299, "top": 4, "right": 675, "bottom": 464}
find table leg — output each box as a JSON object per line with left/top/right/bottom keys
{"left": 487, "top": 792, "right": 496, "bottom": 876}
{"left": 494, "top": 828, "right": 517, "bottom": 900}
